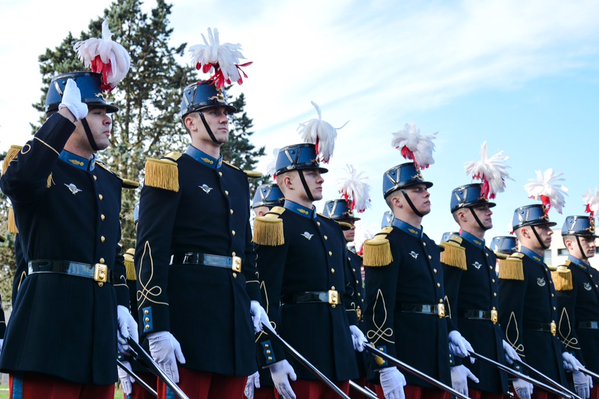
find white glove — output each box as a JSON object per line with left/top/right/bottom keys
{"left": 450, "top": 365, "right": 479, "bottom": 397}
{"left": 573, "top": 370, "right": 593, "bottom": 399}
{"left": 250, "top": 300, "right": 270, "bottom": 333}
{"left": 117, "top": 305, "right": 139, "bottom": 354}
{"left": 117, "top": 360, "right": 135, "bottom": 395}
{"left": 562, "top": 351, "right": 583, "bottom": 372}
{"left": 58, "top": 78, "right": 88, "bottom": 121}
{"left": 268, "top": 359, "right": 297, "bottom": 399}
{"left": 379, "top": 366, "right": 406, "bottom": 399}
{"left": 244, "top": 371, "right": 260, "bottom": 399}
{"left": 502, "top": 339, "right": 521, "bottom": 365}
{"left": 349, "top": 325, "right": 367, "bottom": 352}
{"left": 512, "top": 378, "right": 533, "bottom": 399}
{"left": 148, "top": 331, "right": 186, "bottom": 383}
{"left": 448, "top": 330, "right": 474, "bottom": 360}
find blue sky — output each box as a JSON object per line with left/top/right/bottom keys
{"left": 1, "top": 0, "right": 598, "bottom": 247}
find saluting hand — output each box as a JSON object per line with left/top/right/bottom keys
{"left": 58, "top": 78, "right": 88, "bottom": 121}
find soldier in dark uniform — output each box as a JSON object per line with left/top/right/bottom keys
{"left": 253, "top": 143, "right": 362, "bottom": 399}
{"left": 443, "top": 183, "right": 532, "bottom": 399}
{"left": 252, "top": 183, "right": 284, "bottom": 218}
{"left": 498, "top": 204, "right": 585, "bottom": 399}
{"left": 490, "top": 236, "right": 518, "bottom": 259}
{"left": 135, "top": 81, "right": 268, "bottom": 399}
{"left": 0, "top": 72, "right": 136, "bottom": 399}
{"left": 362, "top": 162, "right": 475, "bottom": 399}
{"left": 553, "top": 215, "right": 596, "bottom": 399}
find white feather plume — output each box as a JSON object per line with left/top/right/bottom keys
{"left": 525, "top": 169, "right": 569, "bottom": 214}
{"left": 583, "top": 187, "right": 599, "bottom": 218}
{"left": 266, "top": 147, "right": 279, "bottom": 178}
{"left": 390, "top": 123, "right": 436, "bottom": 169}
{"left": 297, "top": 101, "right": 346, "bottom": 163}
{"left": 338, "top": 165, "right": 371, "bottom": 213}
{"left": 464, "top": 142, "right": 511, "bottom": 199}
{"left": 74, "top": 19, "right": 131, "bottom": 89}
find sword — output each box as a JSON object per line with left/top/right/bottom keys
{"left": 126, "top": 338, "right": 191, "bottom": 399}
{"left": 261, "top": 322, "right": 351, "bottom": 399}
{"left": 349, "top": 380, "right": 378, "bottom": 399}
{"left": 117, "top": 358, "right": 158, "bottom": 398}
{"left": 468, "top": 351, "right": 574, "bottom": 399}
{"left": 363, "top": 344, "right": 470, "bottom": 399}
{"left": 580, "top": 367, "right": 599, "bottom": 382}
{"left": 516, "top": 358, "right": 582, "bottom": 399}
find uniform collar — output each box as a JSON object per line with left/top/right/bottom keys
{"left": 460, "top": 231, "right": 485, "bottom": 249}
{"left": 284, "top": 200, "right": 316, "bottom": 219}
{"left": 521, "top": 246, "right": 545, "bottom": 265}
{"left": 185, "top": 145, "right": 223, "bottom": 170}
{"left": 59, "top": 150, "right": 96, "bottom": 171}
{"left": 568, "top": 255, "right": 590, "bottom": 270}
{"left": 391, "top": 218, "right": 423, "bottom": 238}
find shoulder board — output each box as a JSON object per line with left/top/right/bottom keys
{"left": 253, "top": 207, "right": 285, "bottom": 246}
{"left": 511, "top": 252, "right": 525, "bottom": 259}
{"left": 564, "top": 260, "right": 573, "bottom": 267}
{"left": 144, "top": 158, "right": 179, "bottom": 192}
{"left": 494, "top": 252, "right": 508, "bottom": 260}
{"left": 2, "top": 145, "right": 23, "bottom": 175}
{"left": 551, "top": 265, "right": 573, "bottom": 291}
{"left": 440, "top": 241, "right": 467, "bottom": 270}
{"left": 363, "top": 230, "right": 393, "bottom": 267}
{"left": 498, "top": 255, "right": 524, "bottom": 281}
{"left": 121, "top": 178, "right": 140, "bottom": 189}
{"left": 547, "top": 265, "right": 557, "bottom": 272}
{"left": 377, "top": 226, "right": 394, "bottom": 236}
{"left": 7, "top": 207, "right": 18, "bottom": 234}
{"left": 163, "top": 152, "right": 183, "bottom": 162}
{"left": 222, "top": 160, "right": 241, "bottom": 171}
{"left": 448, "top": 235, "right": 463, "bottom": 244}
{"left": 244, "top": 170, "right": 263, "bottom": 178}
{"left": 124, "top": 248, "right": 136, "bottom": 281}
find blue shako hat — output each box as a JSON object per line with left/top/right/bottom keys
{"left": 441, "top": 232, "right": 459, "bottom": 243}
{"left": 381, "top": 211, "right": 393, "bottom": 228}
{"left": 383, "top": 161, "right": 432, "bottom": 198}
{"left": 274, "top": 143, "right": 328, "bottom": 176}
{"left": 252, "top": 184, "right": 284, "bottom": 209}
{"left": 46, "top": 72, "right": 118, "bottom": 114}
{"left": 180, "top": 81, "right": 237, "bottom": 118}
{"left": 490, "top": 236, "right": 518, "bottom": 255}
{"left": 450, "top": 183, "right": 496, "bottom": 213}
{"left": 323, "top": 199, "right": 360, "bottom": 222}
{"left": 512, "top": 204, "right": 557, "bottom": 231}
{"left": 561, "top": 215, "right": 597, "bottom": 238}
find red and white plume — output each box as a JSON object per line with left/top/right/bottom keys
{"left": 583, "top": 188, "right": 599, "bottom": 219}
{"left": 391, "top": 123, "right": 436, "bottom": 170}
{"left": 74, "top": 19, "right": 131, "bottom": 92}
{"left": 298, "top": 101, "right": 346, "bottom": 163}
{"left": 525, "top": 169, "right": 568, "bottom": 214}
{"left": 188, "top": 27, "right": 251, "bottom": 90}
{"left": 338, "top": 165, "right": 371, "bottom": 213}
{"left": 464, "top": 142, "right": 511, "bottom": 199}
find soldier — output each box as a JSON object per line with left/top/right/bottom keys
{"left": 252, "top": 183, "right": 284, "bottom": 218}
{"left": 443, "top": 183, "right": 532, "bottom": 399}
{"left": 489, "top": 236, "right": 518, "bottom": 258}
{"left": 553, "top": 214, "right": 597, "bottom": 399}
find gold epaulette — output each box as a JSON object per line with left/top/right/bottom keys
{"left": 494, "top": 252, "right": 509, "bottom": 260}
{"left": 498, "top": 254, "right": 524, "bottom": 280}
{"left": 244, "top": 170, "right": 263, "bottom": 178}
{"left": 121, "top": 178, "right": 139, "bottom": 189}
{"left": 7, "top": 207, "right": 18, "bottom": 234}
{"left": 124, "top": 248, "right": 136, "bottom": 281}
{"left": 440, "top": 240, "right": 467, "bottom": 270}
{"left": 552, "top": 265, "right": 573, "bottom": 291}
{"left": 2, "top": 145, "right": 22, "bottom": 175}
{"left": 363, "top": 227, "right": 393, "bottom": 267}
{"left": 164, "top": 152, "right": 183, "bottom": 162}
{"left": 253, "top": 206, "right": 285, "bottom": 246}
{"left": 144, "top": 157, "right": 179, "bottom": 192}
{"left": 223, "top": 160, "right": 241, "bottom": 171}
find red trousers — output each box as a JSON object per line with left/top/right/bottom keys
{"left": 274, "top": 380, "right": 350, "bottom": 399}
{"left": 254, "top": 387, "right": 276, "bottom": 399}
{"left": 125, "top": 371, "right": 157, "bottom": 399}
{"left": 468, "top": 389, "right": 504, "bottom": 399}
{"left": 9, "top": 373, "right": 114, "bottom": 399}
{"left": 375, "top": 384, "right": 449, "bottom": 399}
{"left": 157, "top": 367, "right": 246, "bottom": 399}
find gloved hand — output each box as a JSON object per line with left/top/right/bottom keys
{"left": 117, "top": 359, "right": 135, "bottom": 396}
{"left": 148, "top": 331, "right": 186, "bottom": 383}
{"left": 562, "top": 351, "right": 583, "bottom": 372}
{"left": 573, "top": 370, "right": 593, "bottom": 399}
{"left": 448, "top": 330, "right": 474, "bottom": 361}
{"left": 58, "top": 78, "right": 88, "bottom": 121}
{"left": 349, "top": 325, "right": 367, "bottom": 352}
{"left": 117, "top": 305, "right": 139, "bottom": 354}
{"left": 502, "top": 339, "right": 521, "bottom": 364}
{"left": 268, "top": 360, "right": 297, "bottom": 399}
{"left": 451, "top": 365, "right": 479, "bottom": 397}
{"left": 512, "top": 378, "right": 533, "bottom": 399}
{"left": 250, "top": 300, "right": 270, "bottom": 333}
{"left": 244, "top": 371, "right": 260, "bottom": 399}
{"left": 379, "top": 366, "right": 406, "bottom": 399}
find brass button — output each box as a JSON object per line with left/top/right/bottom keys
{"left": 433, "top": 268, "right": 437, "bottom": 273}
{"left": 100, "top": 236, "right": 106, "bottom": 242}
{"left": 317, "top": 221, "right": 321, "bottom": 226}
{"left": 428, "top": 255, "right": 432, "bottom": 260}
{"left": 328, "top": 251, "right": 332, "bottom": 256}
{"left": 218, "top": 171, "right": 223, "bottom": 177}
{"left": 100, "top": 214, "right": 106, "bottom": 221}
{"left": 330, "top": 268, "right": 335, "bottom": 274}
{"left": 423, "top": 242, "right": 427, "bottom": 246}
{"left": 224, "top": 190, "right": 229, "bottom": 196}
{"left": 93, "top": 175, "right": 97, "bottom": 181}
{"left": 493, "top": 293, "right": 497, "bottom": 297}
{"left": 324, "top": 235, "right": 328, "bottom": 240}
{"left": 331, "top": 286, "right": 335, "bottom": 290}
{"left": 144, "top": 317, "right": 150, "bottom": 322}
{"left": 439, "top": 299, "right": 444, "bottom": 303}
{"left": 232, "top": 230, "right": 236, "bottom": 236}
{"left": 144, "top": 325, "right": 150, "bottom": 330}
{"left": 485, "top": 253, "right": 489, "bottom": 257}
{"left": 99, "top": 258, "right": 105, "bottom": 264}
{"left": 436, "top": 283, "right": 441, "bottom": 287}
{"left": 232, "top": 272, "right": 237, "bottom": 278}
{"left": 98, "top": 194, "right": 104, "bottom": 200}
{"left": 144, "top": 309, "right": 149, "bottom": 315}
{"left": 232, "top": 251, "right": 236, "bottom": 256}
{"left": 230, "top": 209, "right": 234, "bottom": 215}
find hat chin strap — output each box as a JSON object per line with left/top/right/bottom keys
{"left": 575, "top": 236, "right": 589, "bottom": 261}
{"left": 298, "top": 170, "right": 315, "bottom": 202}
{"left": 199, "top": 112, "right": 219, "bottom": 144}
{"left": 469, "top": 207, "right": 491, "bottom": 231}
{"left": 401, "top": 190, "right": 424, "bottom": 217}
{"left": 81, "top": 118, "right": 99, "bottom": 152}
{"left": 531, "top": 225, "right": 549, "bottom": 250}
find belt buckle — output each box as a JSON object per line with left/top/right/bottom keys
{"left": 491, "top": 309, "right": 499, "bottom": 325}
{"left": 356, "top": 307, "right": 363, "bottom": 321}
{"left": 232, "top": 256, "right": 242, "bottom": 273}
{"left": 437, "top": 303, "right": 446, "bottom": 318}
{"left": 94, "top": 263, "right": 108, "bottom": 286}
{"left": 551, "top": 321, "right": 557, "bottom": 336}
{"left": 328, "top": 290, "right": 339, "bottom": 307}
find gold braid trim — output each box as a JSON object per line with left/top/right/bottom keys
{"left": 2, "top": 145, "right": 22, "bottom": 175}
{"left": 498, "top": 256, "right": 524, "bottom": 280}
{"left": 253, "top": 206, "right": 285, "bottom": 246}
{"left": 124, "top": 248, "right": 136, "bottom": 281}
{"left": 7, "top": 207, "right": 18, "bottom": 234}
{"left": 552, "top": 265, "right": 573, "bottom": 291}
{"left": 440, "top": 240, "right": 467, "bottom": 270}
{"left": 144, "top": 158, "right": 179, "bottom": 192}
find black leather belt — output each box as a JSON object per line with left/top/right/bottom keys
{"left": 400, "top": 303, "right": 446, "bottom": 318}
{"left": 281, "top": 290, "right": 340, "bottom": 307}
{"left": 28, "top": 260, "right": 111, "bottom": 286}
{"left": 463, "top": 309, "right": 499, "bottom": 324}
{"left": 170, "top": 252, "right": 242, "bottom": 272}
{"left": 525, "top": 321, "right": 557, "bottom": 336}
{"left": 578, "top": 321, "right": 599, "bottom": 330}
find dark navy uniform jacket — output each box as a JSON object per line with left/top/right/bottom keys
{"left": 498, "top": 247, "right": 567, "bottom": 385}
{"left": 255, "top": 201, "right": 359, "bottom": 382}
{"left": 345, "top": 247, "right": 367, "bottom": 378}
{"left": 0, "top": 113, "right": 128, "bottom": 385}
{"left": 443, "top": 232, "right": 508, "bottom": 394}
{"left": 363, "top": 218, "right": 452, "bottom": 387}
{"left": 556, "top": 256, "right": 599, "bottom": 373}
{"left": 135, "top": 146, "right": 260, "bottom": 377}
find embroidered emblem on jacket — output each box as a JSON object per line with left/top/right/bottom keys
{"left": 472, "top": 261, "right": 482, "bottom": 270}
{"left": 301, "top": 232, "right": 314, "bottom": 240}
{"left": 536, "top": 277, "right": 546, "bottom": 287}
{"left": 64, "top": 183, "right": 82, "bottom": 195}
{"left": 409, "top": 251, "right": 419, "bottom": 259}
{"left": 199, "top": 184, "right": 213, "bottom": 193}
{"left": 584, "top": 282, "right": 593, "bottom": 291}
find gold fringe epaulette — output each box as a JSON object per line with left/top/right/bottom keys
{"left": 244, "top": 170, "right": 263, "bottom": 178}
{"left": 440, "top": 240, "right": 467, "bottom": 270}
{"left": 124, "top": 248, "right": 136, "bottom": 281}
{"left": 7, "top": 207, "right": 18, "bottom": 234}
{"left": 2, "top": 145, "right": 22, "bottom": 175}
{"left": 552, "top": 265, "right": 573, "bottom": 291}
{"left": 494, "top": 252, "right": 509, "bottom": 260}
{"left": 363, "top": 227, "right": 394, "bottom": 267}
{"left": 144, "top": 158, "right": 179, "bottom": 192}
{"left": 498, "top": 254, "right": 524, "bottom": 280}
{"left": 121, "top": 178, "right": 139, "bottom": 189}
{"left": 253, "top": 206, "right": 285, "bottom": 246}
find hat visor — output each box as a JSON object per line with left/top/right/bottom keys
{"left": 89, "top": 103, "right": 119, "bottom": 113}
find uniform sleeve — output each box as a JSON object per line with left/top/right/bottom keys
{"left": 556, "top": 283, "right": 583, "bottom": 362}
{"left": 243, "top": 219, "right": 260, "bottom": 302}
{"left": 443, "top": 265, "right": 463, "bottom": 330}
{"left": 498, "top": 278, "right": 527, "bottom": 358}
{"left": 112, "top": 244, "right": 130, "bottom": 308}
{"left": 343, "top": 251, "right": 359, "bottom": 326}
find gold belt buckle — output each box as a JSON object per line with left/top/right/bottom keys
{"left": 551, "top": 321, "right": 557, "bottom": 336}
{"left": 94, "top": 263, "right": 108, "bottom": 286}
{"left": 356, "top": 307, "right": 363, "bottom": 321}
{"left": 232, "top": 256, "right": 242, "bottom": 273}
{"left": 491, "top": 309, "right": 499, "bottom": 325}
{"left": 328, "top": 290, "right": 339, "bottom": 307}
{"left": 437, "top": 303, "right": 446, "bottom": 318}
